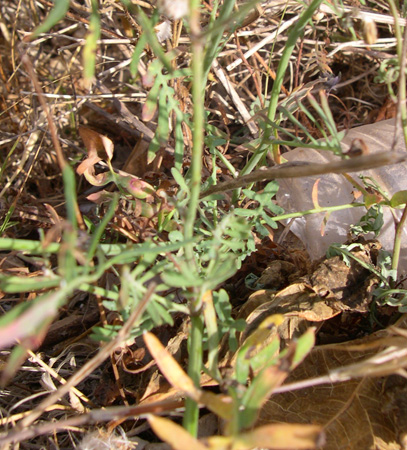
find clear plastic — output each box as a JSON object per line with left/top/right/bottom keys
{"left": 276, "top": 119, "right": 407, "bottom": 273}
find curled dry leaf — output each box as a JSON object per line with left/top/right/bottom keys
{"left": 77, "top": 126, "right": 114, "bottom": 186}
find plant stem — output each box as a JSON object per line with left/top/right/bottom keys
{"left": 182, "top": 0, "right": 206, "bottom": 436}
{"left": 201, "top": 151, "right": 405, "bottom": 198}
{"left": 387, "top": 0, "right": 403, "bottom": 58}
{"left": 239, "top": 0, "right": 324, "bottom": 177}
{"left": 396, "top": 18, "right": 407, "bottom": 148}
{"left": 183, "top": 313, "right": 204, "bottom": 435}
{"left": 184, "top": 0, "right": 205, "bottom": 264}
{"left": 272, "top": 202, "right": 365, "bottom": 222}
{"left": 392, "top": 204, "right": 407, "bottom": 274}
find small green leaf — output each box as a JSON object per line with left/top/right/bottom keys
{"left": 171, "top": 167, "right": 190, "bottom": 194}
{"left": 130, "top": 33, "right": 147, "bottom": 76}
{"left": 391, "top": 190, "right": 407, "bottom": 207}
{"left": 291, "top": 327, "right": 315, "bottom": 369}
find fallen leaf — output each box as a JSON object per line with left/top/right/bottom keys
{"left": 148, "top": 415, "right": 208, "bottom": 450}
{"left": 258, "top": 329, "right": 407, "bottom": 449}
{"left": 77, "top": 126, "right": 114, "bottom": 186}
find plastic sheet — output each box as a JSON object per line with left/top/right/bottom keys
{"left": 276, "top": 119, "right": 407, "bottom": 272}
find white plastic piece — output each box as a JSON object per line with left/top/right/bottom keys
{"left": 276, "top": 119, "right": 407, "bottom": 272}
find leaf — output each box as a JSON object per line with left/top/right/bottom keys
{"left": 206, "top": 424, "right": 323, "bottom": 450}
{"left": 31, "top": 0, "right": 70, "bottom": 38}
{"left": 161, "top": 261, "right": 203, "bottom": 288}
{"left": 240, "top": 364, "right": 290, "bottom": 428}
{"left": 148, "top": 415, "right": 208, "bottom": 450}
{"left": 78, "top": 127, "right": 114, "bottom": 173}
{"left": 142, "top": 79, "right": 160, "bottom": 121}
{"left": 311, "top": 178, "right": 321, "bottom": 209}
{"left": 258, "top": 330, "right": 407, "bottom": 450}
{"left": 83, "top": 0, "right": 100, "bottom": 80}
{"left": 143, "top": 331, "right": 200, "bottom": 401}
{"left": 171, "top": 167, "right": 190, "bottom": 194}
{"left": 77, "top": 127, "right": 115, "bottom": 186}
{"left": 130, "top": 33, "right": 147, "bottom": 76}
{"left": 143, "top": 332, "right": 234, "bottom": 419}
{"left": 291, "top": 327, "right": 315, "bottom": 369}
{"left": 390, "top": 190, "right": 407, "bottom": 208}
{"left": 0, "top": 290, "right": 64, "bottom": 350}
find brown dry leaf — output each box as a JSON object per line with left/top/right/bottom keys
{"left": 77, "top": 126, "right": 114, "bottom": 174}
{"left": 257, "top": 331, "right": 405, "bottom": 450}
{"left": 77, "top": 126, "right": 114, "bottom": 186}
{"left": 237, "top": 240, "right": 380, "bottom": 354}
{"left": 310, "top": 240, "right": 381, "bottom": 312}
{"left": 143, "top": 332, "right": 234, "bottom": 420}
{"left": 239, "top": 282, "right": 339, "bottom": 347}
{"left": 143, "top": 331, "right": 199, "bottom": 401}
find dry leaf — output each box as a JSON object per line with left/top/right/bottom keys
{"left": 143, "top": 331, "right": 200, "bottom": 402}
{"left": 148, "top": 415, "right": 207, "bottom": 450}
{"left": 258, "top": 331, "right": 406, "bottom": 450}
{"left": 77, "top": 126, "right": 114, "bottom": 186}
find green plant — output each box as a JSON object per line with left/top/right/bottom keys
{"left": 2, "top": 0, "right": 407, "bottom": 446}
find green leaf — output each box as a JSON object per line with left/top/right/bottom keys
{"left": 261, "top": 213, "right": 278, "bottom": 229}
{"left": 130, "top": 33, "right": 147, "bottom": 76}
{"left": 83, "top": 0, "right": 101, "bottom": 80}
{"left": 0, "top": 274, "right": 60, "bottom": 293}
{"left": 171, "top": 167, "right": 190, "bottom": 194}
{"left": 291, "top": 327, "right": 315, "bottom": 369}
{"left": 162, "top": 267, "right": 203, "bottom": 288}
{"left": 31, "top": 0, "right": 70, "bottom": 37}
{"left": 391, "top": 190, "right": 407, "bottom": 207}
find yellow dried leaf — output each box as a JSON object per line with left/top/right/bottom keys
{"left": 148, "top": 415, "right": 208, "bottom": 450}
{"left": 143, "top": 331, "right": 200, "bottom": 401}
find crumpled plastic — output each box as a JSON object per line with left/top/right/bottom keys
{"left": 276, "top": 119, "right": 407, "bottom": 273}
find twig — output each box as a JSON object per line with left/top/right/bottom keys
{"left": 0, "top": 399, "right": 183, "bottom": 446}
{"left": 200, "top": 151, "right": 407, "bottom": 198}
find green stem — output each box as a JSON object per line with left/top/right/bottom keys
{"left": 239, "top": 0, "right": 324, "bottom": 177}
{"left": 272, "top": 202, "right": 365, "bottom": 222}
{"left": 387, "top": 0, "right": 403, "bottom": 58}
{"left": 203, "top": 0, "right": 236, "bottom": 79}
{"left": 397, "top": 19, "right": 407, "bottom": 148}
{"left": 392, "top": 204, "right": 407, "bottom": 274}
{"left": 182, "top": 0, "right": 206, "bottom": 436}
{"left": 184, "top": 1, "right": 205, "bottom": 264}
{"left": 183, "top": 313, "right": 204, "bottom": 435}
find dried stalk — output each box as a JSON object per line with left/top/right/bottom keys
{"left": 200, "top": 151, "right": 407, "bottom": 198}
